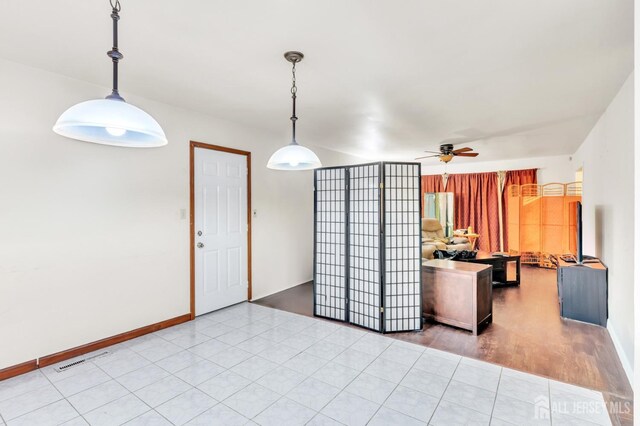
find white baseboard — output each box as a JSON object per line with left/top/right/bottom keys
{"left": 607, "top": 320, "right": 634, "bottom": 389}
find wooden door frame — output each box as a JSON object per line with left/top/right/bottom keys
{"left": 189, "top": 141, "right": 252, "bottom": 320}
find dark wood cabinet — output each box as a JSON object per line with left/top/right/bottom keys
{"left": 557, "top": 259, "right": 608, "bottom": 327}
{"left": 422, "top": 260, "right": 493, "bottom": 335}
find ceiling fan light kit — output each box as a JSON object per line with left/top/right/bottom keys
{"left": 440, "top": 153, "right": 454, "bottom": 163}
{"left": 267, "top": 51, "right": 322, "bottom": 171}
{"left": 53, "top": 0, "right": 167, "bottom": 148}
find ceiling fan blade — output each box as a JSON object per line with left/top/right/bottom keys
{"left": 422, "top": 150, "right": 442, "bottom": 154}
{"left": 415, "top": 154, "right": 441, "bottom": 160}
{"left": 452, "top": 147, "right": 473, "bottom": 154}
{"left": 455, "top": 152, "right": 479, "bottom": 157}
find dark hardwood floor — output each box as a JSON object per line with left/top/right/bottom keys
{"left": 255, "top": 265, "right": 633, "bottom": 425}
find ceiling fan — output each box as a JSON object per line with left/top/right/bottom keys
{"left": 415, "top": 143, "right": 479, "bottom": 163}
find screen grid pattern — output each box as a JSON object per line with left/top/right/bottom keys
{"left": 348, "top": 164, "right": 381, "bottom": 331}
{"left": 383, "top": 163, "right": 422, "bottom": 332}
{"left": 314, "top": 168, "right": 347, "bottom": 321}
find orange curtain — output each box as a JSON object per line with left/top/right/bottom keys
{"left": 502, "top": 169, "right": 537, "bottom": 251}
{"left": 421, "top": 174, "right": 445, "bottom": 192}
{"left": 446, "top": 172, "right": 500, "bottom": 252}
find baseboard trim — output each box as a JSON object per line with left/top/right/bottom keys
{"left": 0, "top": 359, "right": 38, "bottom": 381}
{"left": 607, "top": 320, "right": 634, "bottom": 389}
{"left": 39, "top": 313, "right": 192, "bottom": 368}
{"left": 0, "top": 313, "right": 192, "bottom": 380}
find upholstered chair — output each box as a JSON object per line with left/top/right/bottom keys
{"left": 421, "top": 218, "right": 472, "bottom": 259}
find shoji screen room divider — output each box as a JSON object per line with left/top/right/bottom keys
{"left": 314, "top": 162, "right": 422, "bottom": 333}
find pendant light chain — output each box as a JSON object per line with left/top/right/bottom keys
{"left": 290, "top": 59, "right": 298, "bottom": 145}
{"left": 106, "top": 0, "right": 124, "bottom": 101}
{"left": 53, "top": 0, "right": 168, "bottom": 147}
{"left": 266, "top": 51, "right": 321, "bottom": 169}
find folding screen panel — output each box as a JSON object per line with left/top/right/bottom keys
{"left": 313, "top": 162, "right": 422, "bottom": 333}
{"left": 541, "top": 183, "right": 565, "bottom": 255}
{"left": 383, "top": 163, "right": 422, "bottom": 332}
{"left": 313, "top": 167, "right": 348, "bottom": 321}
{"left": 348, "top": 163, "right": 382, "bottom": 331}
{"left": 506, "top": 185, "right": 521, "bottom": 252}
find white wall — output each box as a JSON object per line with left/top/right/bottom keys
{"left": 571, "top": 72, "right": 634, "bottom": 385}
{"left": 420, "top": 155, "right": 576, "bottom": 184}
{"left": 631, "top": 0, "right": 640, "bottom": 402}
{"left": 635, "top": 0, "right": 640, "bottom": 403}
{"left": 0, "top": 59, "right": 361, "bottom": 369}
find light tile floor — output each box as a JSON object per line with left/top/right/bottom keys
{"left": 0, "top": 303, "right": 613, "bottom": 425}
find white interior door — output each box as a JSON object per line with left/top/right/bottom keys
{"left": 194, "top": 147, "right": 248, "bottom": 316}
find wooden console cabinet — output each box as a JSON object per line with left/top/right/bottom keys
{"left": 422, "top": 260, "right": 493, "bottom": 335}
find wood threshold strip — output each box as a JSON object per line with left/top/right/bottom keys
{"left": 0, "top": 313, "right": 191, "bottom": 380}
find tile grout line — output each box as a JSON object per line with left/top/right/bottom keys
{"left": 299, "top": 331, "right": 374, "bottom": 424}
{"left": 246, "top": 324, "right": 355, "bottom": 422}
{"left": 434, "top": 358, "right": 506, "bottom": 422}
{"left": 313, "top": 334, "right": 371, "bottom": 409}
{"left": 75, "top": 360, "right": 154, "bottom": 425}
{"left": 154, "top": 307, "right": 281, "bottom": 423}
{"left": 0, "top": 371, "right": 53, "bottom": 405}
{"left": 488, "top": 365, "right": 504, "bottom": 425}
{"left": 150, "top": 311, "right": 285, "bottom": 424}
{"left": 422, "top": 352, "right": 462, "bottom": 425}
{"left": 362, "top": 342, "right": 430, "bottom": 425}
{"left": 39, "top": 364, "right": 85, "bottom": 425}
{"left": 548, "top": 376, "right": 553, "bottom": 426}
{"left": 191, "top": 314, "right": 315, "bottom": 422}
{"left": 0, "top": 307, "right": 259, "bottom": 424}
{"left": 68, "top": 340, "right": 203, "bottom": 424}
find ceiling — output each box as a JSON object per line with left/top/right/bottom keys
{"left": 0, "top": 0, "right": 632, "bottom": 162}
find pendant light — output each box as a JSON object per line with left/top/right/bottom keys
{"left": 267, "top": 51, "right": 321, "bottom": 170}
{"left": 53, "top": 0, "right": 167, "bottom": 148}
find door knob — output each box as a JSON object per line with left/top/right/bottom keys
{"left": 197, "top": 230, "right": 202, "bottom": 236}
{"left": 197, "top": 242, "right": 204, "bottom": 248}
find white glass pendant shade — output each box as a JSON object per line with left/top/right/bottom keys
{"left": 53, "top": 98, "right": 167, "bottom": 148}
{"left": 267, "top": 142, "right": 322, "bottom": 170}
{"left": 268, "top": 51, "right": 321, "bottom": 170}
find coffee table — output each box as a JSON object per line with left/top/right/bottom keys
{"left": 457, "top": 251, "right": 521, "bottom": 286}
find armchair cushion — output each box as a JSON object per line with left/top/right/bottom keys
{"left": 421, "top": 218, "right": 472, "bottom": 258}
{"left": 422, "top": 244, "right": 437, "bottom": 259}
{"left": 422, "top": 218, "right": 448, "bottom": 242}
